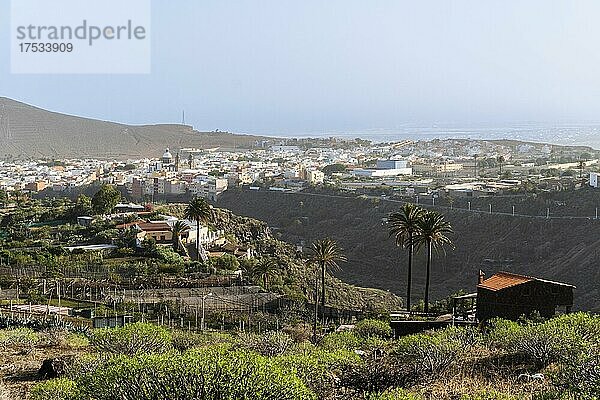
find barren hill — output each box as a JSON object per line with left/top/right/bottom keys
{"left": 0, "top": 98, "right": 267, "bottom": 159}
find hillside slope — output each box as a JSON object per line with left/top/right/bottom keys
{"left": 218, "top": 189, "right": 600, "bottom": 312}
{"left": 0, "top": 98, "right": 267, "bottom": 159}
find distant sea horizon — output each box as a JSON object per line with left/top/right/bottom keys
{"left": 262, "top": 122, "right": 600, "bottom": 149}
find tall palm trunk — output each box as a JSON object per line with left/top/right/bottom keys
{"left": 320, "top": 260, "right": 326, "bottom": 322}
{"left": 406, "top": 231, "right": 413, "bottom": 312}
{"left": 313, "top": 268, "right": 318, "bottom": 341}
{"left": 424, "top": 240, "right": 432, "bottom": 313}
{"left": 196, "top": 218, "right": 201, "bottom": 260}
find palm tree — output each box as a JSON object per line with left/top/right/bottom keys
{"left": 184, "top": 197, "right": 213, "bottom": 260}
{"left": 415, "top": 211, "right": 454, "bottom": 314}
{"left": 171, "top": 220, "right": 190, "bottom": 252}
{"left": 497, "top": 155, "right": 505, "bottom": 176}
{"left": 307, "top": 260, "right": 319, "bottom": 341}
{"left": 310, "top": 238, "right": 346, "bottom": 322}
{"left": 255, "top": 257, "right": 278, "bottom": 289}
{"left": 388, "top": 203, "right": 425, "bottom": 312}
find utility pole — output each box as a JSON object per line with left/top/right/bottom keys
{"left": 201, "top": 293, "right": 213, "bottom": 331}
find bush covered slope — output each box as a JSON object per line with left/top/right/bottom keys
{"left": 19, "top": 313, "right": 600, "bottom": 400}
{"left": 218, "top": 189, "right": 600, "bottom": 311}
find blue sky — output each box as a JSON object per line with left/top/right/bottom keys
{"left": 2, "top": 0, "right": 600, "bottom": 135}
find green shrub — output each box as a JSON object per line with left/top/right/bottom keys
{"left": 64, "top": 332, "right": 89, "bottom": 348}
{"left": 354, "top": 319, "right": 392, "bottom": 339}
{"left": 393, "top": 330, "right": 463, "bottom": 380}
{"left": 213, "top": 253, "right": 240, "bottom": 271}
{"left": 552, "top": 347, "right": 600, "bottom": 399}
{"left": 485, "top": 318, "right": 522, "bottom": 349}
{"left": 0, "top": 327, "right": 38, "bottom": 347}
{"left": 340, "top": 355, "right": 408, "bottom": 393}
{"left": 90, "top": 322, "right": 172, "bottom": 356}
{"left": 31, "top": 378, "right": 79, "bottom": 400}
{"left": 544, "top": 312, "right": 600, "bottom": 348}
{"left": 274, "top": 348, "right": 359, "bottom": 398}
{"left": 321, "top": 331, "right": 362, "bottom": 352}
{"left": 73, "top": 346, "right": 315, "bottom": 400}
{"left": 436, "top": 326, "right": 482, "bottom": 350}
{"left": 486, "top": 315, "right": 587, "bottom": 370}
{"left": 171, "top": 330, "right": 235, "bottom": 352}
{"left": 238, "top": 331, "right": 294, "bottom": 356}
{"left": 513, "top": 324, "right": 569, "bottom": 369}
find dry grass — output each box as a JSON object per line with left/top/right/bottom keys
{"left": 0, "top": 331, "right": 88, "bottom": 400}
{"left": 413, "top": 372, "right": 550, "bottom": 400}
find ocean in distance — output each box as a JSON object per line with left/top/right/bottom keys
{"left": 268, "top": 123, "right": 600, "bottom": 149}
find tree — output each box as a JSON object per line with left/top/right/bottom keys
{"left": 388, "top": 203, "right": 426, "bottom": 312}
{"left": 91, "top": 185, "right": 121, "bottom": 215}
{"left": 0, "top": 190, "right": 7, "bottom": 207}
{"left": 184, "top": 197, "right": 213, "bottom": 261}
{"left": 171, "top": 220, "right": 190, "bottom": 252}
{"left": 71, "top": 194, "right": 93, "bottom": 217}
{"left": 115, "top": 227, "right": 138, "bottom": 249}
{"left": 310, "top": 238, "right": 346, "bottom": 323}
{"left": 213, "top": 253, "right": 240, "bottom": 270}
{"left": 255, "top": 257, "right": 278, "bottom": 289}
{"left": 497, "top": 156, "right": 505, "bottom": 176}
{"left": 12, "top": 190, "right": 25, "bottom": 206}
{"left": 414, "top": 211, "right": 454, "bottom": 314}
{"left": 322, "top": 163, "right": 347, "bottom": 175}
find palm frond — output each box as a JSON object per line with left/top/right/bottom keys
{"left": 310, "top": 237, "right": 346, "bottom": 272}
{"left": 388, "top": 203, "right": 425, "bottom": 248}
{"left": 184, "top": 197, "right": 213, "bottom": 224}
{"left": 414, "top": 211, "right": 454, "bottom": 253}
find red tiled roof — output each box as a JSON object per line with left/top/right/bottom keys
{"left": 478, "top": 271, "right": 576, "bottom": 291}
{"left": 116, "top": 220, "right": 144, "bottom": 229}
{"left": 137, "top": 222, "right": 172, "bottom": 232}
{"left": 478, "top": 272, "right": 533, "bottom": 291}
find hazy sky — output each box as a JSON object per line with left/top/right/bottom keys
{"left": 2, "top": 0, "right": 600, "bottom": 135}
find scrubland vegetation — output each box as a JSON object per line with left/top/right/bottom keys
{"left": 0, "top": 313, "right": 595, "bottom": 399}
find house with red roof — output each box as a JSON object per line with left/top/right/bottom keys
{"left": 476, "top": 271, "right": 575, "bottom": 321}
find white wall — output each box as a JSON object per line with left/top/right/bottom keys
{"left": 590, "top": 172, "right": 599, "bottom": 188}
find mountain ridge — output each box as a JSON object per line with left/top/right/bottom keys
{"left": 0, "top": 97, "right": 268, "bottom": 160}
